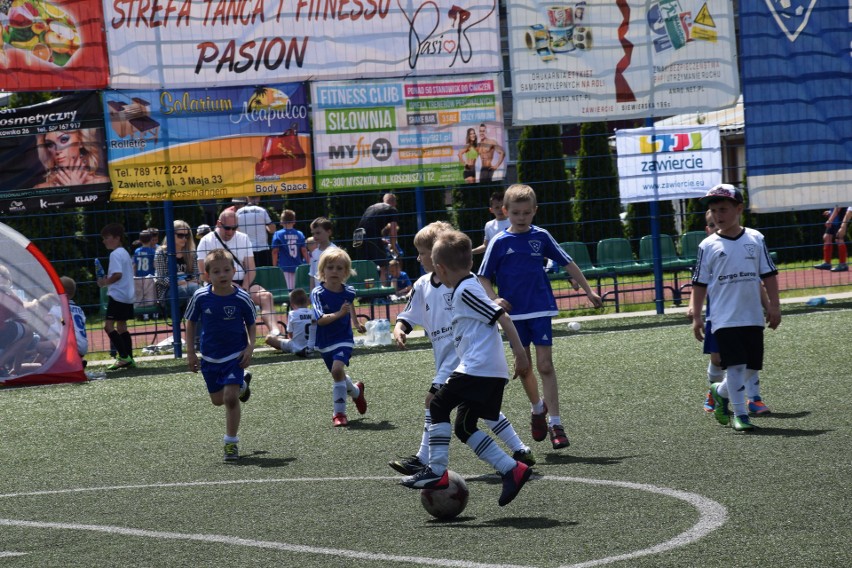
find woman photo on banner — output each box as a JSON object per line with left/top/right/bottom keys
{"left": 458, "top": 127, "right": 479, "bottom": 184}
{"left": 34, "top": 128, "right": 109, "bottom": 188}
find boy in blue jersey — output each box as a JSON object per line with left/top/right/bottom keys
{"left": 271, "top": 209, "right": 309, "bottom": 290}
{"left": 400, "top": 230, "right": 532, "bottom": 507}
{"left": 311, "top": 247, "right": 367, "bottom": 427}
{"left": 184, "top": 249, "right": 257, "bottom": 462}
{"left": 390, "top": 221, "right": 535, "bottom": 476}
{"left": 478, "top": 184, "right": 602, "bottom": 449}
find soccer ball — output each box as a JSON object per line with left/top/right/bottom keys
{"left": 420, "top": 470, "right": 469, "bottom": 520}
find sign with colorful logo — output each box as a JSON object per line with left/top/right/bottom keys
{"left": 103, "top": 83, "right": 312, "bottom": 202}
{"left": 616, "top": 125, "right": 721, "bottom": 203}
{"left": 740, "top": 0, "right": 852, "bottom": 212}
{"left": 0, "top": 0, "right": 109, "bottom": 90}
{"left": 311, "top": 74, "right": 505, "bottom": 192}
{"left": 0, "top": 92, "right": 111, "bottom": 215}
{"left": 102, "top": 0, "right": 501, "bottom": 89}
{"left": 507, "top": 0, "right": 739, "bottom": 123}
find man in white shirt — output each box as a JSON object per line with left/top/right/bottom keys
{"left": 236, "top": 196, "right": 276, "bottom": 267}
{"left": 196, "top": 211, "right": 283, "bottom": 336}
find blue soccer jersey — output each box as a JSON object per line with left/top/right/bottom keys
{"left": 184, "top": 285, "right": 256, "bottom": 363}
{"left": 311, "top": 283, "right": 357, "bottom": 353}
{"left": 478, "top": 225, "right": 572, "bottom": 320}
{"left": 272, "top": 228, "right": 306, "bottom": 272}
{"left": 133, "top": 246, "right": 157, "bottom": 277}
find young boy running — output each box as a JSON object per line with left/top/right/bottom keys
{"left": 184, "top": 249, "right": 257, "bottom": 461}
{"left": 311, "top": 247, "right": 367, "bottom": 427}
{"left": 478, "top": 184, "right": 602, "bottom": 449}
{"left": 690, "top": 184, "right": 781, "bottom": 432}
{"left": 390, "top": 222, "right": 535, "bottom": 476}
{"left": 400, "top": 230, "right": 532, "bottom": 507}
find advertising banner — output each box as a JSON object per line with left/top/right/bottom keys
{"left": 615, "top": 124, "right": 720, "bottom": 203}
{"left": 0, "top": 92, "right": 111, "bottom": 215}
{"left": 0, "top": 0, "right": 109, "bottom": 91}
{"left": 103, "top": 83, "right": 312, "bottom": 201}
{"left": 740, "top": 0, "right": 852, "bottom": 212}
{"left": 103, "top": 0, "right": 501, "bottom": 89}
{"left": 507, "top": 0, "right": 739, "bottom": 124}
{"left": 311, "top": 74, "right": 505, "bottom": 192}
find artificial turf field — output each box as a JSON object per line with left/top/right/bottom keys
{"left": 1, "top": 305, "right": 850, "bottom": 567}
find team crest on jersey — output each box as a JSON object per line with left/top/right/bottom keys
{"left": 224, "top": 306, "right": 236, "bottom": 319}
{"left": 443, "top": 293, "right": 453, "bottom": 308}
{"left": 529, "top": 240, "right": 542, "bottom": 254}
{"left": 765, "top": 0, "right": 816, "bottom": 42}
{"left": 743, "top": 244, "right": 757, "bottom": 259}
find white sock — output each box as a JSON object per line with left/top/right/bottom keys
{"left": 428, "top": 422, "right": 451, "bottom": 475}
{"left": 344, "top": 375, "right": 360, "bottom": 399}
{"left": 745, "top": 369, "right": 761, "bottom": 400}
{"left": 725, "top": 364, "right": 748, "bottom": 416}
{"left": 549, "top": 415, "right": 562, "bottom": 427}
{"left": 483, "top": 412, "right": 528, "bottom": 453}
{"left": 532, "top": 399, "right": 545, "bottom": 415}
{"left": 332, "top": 382, "right": 348, "bottom": 416}
{"left": 707, "top": 362, "right": 724, "bottom": 386}
{"left": 417, "top": 410, "right": 432, "bottom": 463}
{"left": 223, "top": 435, "right": 239, "bottom": 444}
{"left": 466, "top": 431, "right": 516, "bottom": 475}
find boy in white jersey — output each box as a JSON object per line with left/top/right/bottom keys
{"left": 472, "top": 191, "right": 510, "bottom": 255}
{"left": 185, "top": 249, "right": 257, "bottom": 461}
{"left": 400, "top": 230, "right": 532, "bottom": 507}
{"left": 478, "top": 184, "right": 602, "bottom": 449}
{"left": 308, "top": 217, "right": 338, "bottom": 291}
{"left": 690, "top": 184, "right": 781, "bottom": 432}
{"left": 265, "top": 288, "right": 316, "bottom": 357}
{"left": 60, "top": 276, "right": 88, "bottom": 361}
{"left": 390, "top": 222, "right": 535, "bottom": 476}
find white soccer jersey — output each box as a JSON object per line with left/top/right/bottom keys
{"left": 396, "top": 273, "right": 458, "bottom": 385}
{"left": 107, "top": 247, "right": 136, "bottom": 304}
{"left": 236, "top": 205, "right": 273, "bottom": 252}
{"left": 309, "top": 243, "right": 338, "bottom": 279}
{"left": 197, "top": 230, "right": 254, "bottom": 281}
{"left": 450, "top": 274, "right": 509, "bottom": 379}
{"left": 692, "top": 227, "right": 777, "bottom": 331}
{"left": 484, "top": 218, "right": 510, "bottom": 242}
{"left": 286, "top": 307, "right": 316, "bottom": 352}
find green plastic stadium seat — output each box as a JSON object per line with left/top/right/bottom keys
{"left": 558, "top": 242, "right": 608, "bottom": 279}
{"left": 639, "top": 235, "right": 693, "bottom": 270}
{"left": 253, "top": 266, "right": 289, "bottom": 305}
{"left": 679, "top": 231, "right": 707, "bottom": 265}
{"left": 294, "top": 264, "right": 312, "bottom": 294}
{"left": 596, "top": 238, "right": 653, "bottom": 274}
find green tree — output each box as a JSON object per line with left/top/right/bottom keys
{"left": 572, "top": 122, "right": 623, "bottom": 258}
{"left": 517, "top": 124, "right": 574, "bottom": 243}
{"left": 625, "top": 201, "right": 677, "bottom": 251}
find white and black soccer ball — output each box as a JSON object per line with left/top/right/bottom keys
{"left": 420, "top": 471, "right": 469, "bottom": 520}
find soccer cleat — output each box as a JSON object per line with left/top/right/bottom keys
{"left": 106, "top": 356, "right": 134, "bottom": 371}
{"left": 731, "top": 414, "right": 755, "bottom": 433}
{"left": 389, "top": 455, "right": 426, "bottom": 475}
{"left": 296, "top": 347, "right": 312, "bottom": 358}
{"left": 400, "top": 467, "right": 449, "bottom": 489}
{"left": 813, "top": 262, "right": 832, "bottom": 270}
{"left": 549, "top": 424, "right": 570, "bottom": 449}
{"left": 332, "top": 413, "right": 348, "bottom": 427}
{"left": 710, "top": 383, "right": 730, "bottom": 426}
{"left": 748, "top": 399, "right": 771, "bottom": 415}
{"left": 831, "top": 263, "right": 848, "bottom": 272}
{"left": 499, "top": 461, "right": 532, "bottom": 506}
{"left": 353, "top": 381, "right": 367, "bottom": 414}
{"left": 239, "top": 372, "right": 252, "bottom": 403}
{"left": 512, "top": 448, "right": 537, "bottom": 467}
{"left": 704, "top": 389, "right": 715, "bottom": 412}
{"left": 223, "top": 442, "right": 239, "bottom": 462}
{"left": 531, "top": 403, "right": 548, "bottom": 442}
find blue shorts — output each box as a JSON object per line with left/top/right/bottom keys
{"left": 702, "top": 320, "right": 719, "bottom": 355}
{"left": 321, "top": 346, "right": 352, "bottom": 371}
{"left": 200, "top": 357, "right": 245, "bottom": 394}
{"left": 513, "top": 317, "right": 553, "bottom": 347}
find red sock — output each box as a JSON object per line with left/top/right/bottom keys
{"left": 824, "top": 244, "right": 833, "bottom": 263}
{"left": 839, "top": 242, "right": 847, "bottom": 264}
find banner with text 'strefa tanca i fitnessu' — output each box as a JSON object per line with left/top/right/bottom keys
{"left": 312, "top": 74, "right": 506, "bottom": 192}
{"left": 615, "top": 124, "right": 721, "bottom": 203}
{"left": 103, "top": 0, "right": 502, "bottom": 89}
{"left": 0, "top": 0, "right": 109, "bottom": 91}
{"left": 103, "top": 83, "right": 312, "bottom": 202}
{"left": 0, "top": 92, "right": 111, "bottom": 215}
{"left": 740, "top": 0, "right": 852, "bottom": 212}
{"left": 507, "top": 0, "right": 739, "bottom": 124}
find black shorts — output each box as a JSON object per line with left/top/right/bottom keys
{"left": 0, "top": 320, "right": 29, "bottom": 344}
{"left": 463, "top": 165, "right": 475, "bottom": 180}
{"left": 714, "top": 326, "right": 764, "bottom": 370}
{"left": 105, "top": 297, "right": 134, "bottom": 321}
{"left": 254, "top": 249, "right": 272, "bottom": 267}
{"left": 431, "top": 372, "right": 506, "bottom": 422}
{"left": 479, "top": 166, "right": 495, "bottom": 184}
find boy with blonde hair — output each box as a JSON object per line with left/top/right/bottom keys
{"left": 400, "top": 230, "right": 532, "bottom": 507}
{"left": 478, "top": 184, "right": 602, "bottom": 449}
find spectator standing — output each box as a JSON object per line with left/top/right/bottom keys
{"left": 354, "top": 193, "right": 398, "bottom": 285}
{"left": 271, "top": 209, "right": 309, "bottom": 289}
{"left": 237, "top": 196, "right": 276, "bottom": 267}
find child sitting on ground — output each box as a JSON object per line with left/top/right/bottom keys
{"left": 265, "top": 288, "right": 316, "bottom": 357}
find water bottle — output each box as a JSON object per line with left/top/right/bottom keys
{"left": 94, "top": 259, "right": 105, "bottom": 279}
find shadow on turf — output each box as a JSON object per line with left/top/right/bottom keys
{"left": 346, "top": 419, "right": 396, "bottom": 431}
{"left": 231, "top": 450, "right": 296, "bottom": 468}
{"left": 750, "top": 426, "right": 830, "bottom": 437}
{"left": 425, "top": 516, "right": 572, "bottom": 528}
{"left": 541, "top": 453, "right": 639, "bottom": 466}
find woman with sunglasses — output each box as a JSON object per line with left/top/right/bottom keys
{"left": 154, "top": 220, "right": 200, "bottom": 306}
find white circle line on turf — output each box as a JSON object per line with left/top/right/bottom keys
{"left": 0, "top": 475, "right": 727, "bottom": 568}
